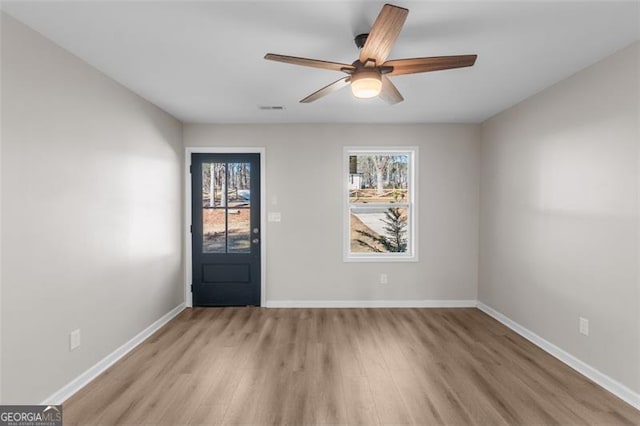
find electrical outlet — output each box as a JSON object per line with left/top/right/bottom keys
{"left": 70, "top": 329, "right": 81, "bottom": 351}
{"left": 579, "top": 317, "right": 589, "bottom": 336}
{"left": 380, "top": 273, "right": 388, "bottom": 284}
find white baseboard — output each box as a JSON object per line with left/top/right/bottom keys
{"left": 477, "top": 301, "right": 640, "bottom": 410}
{"left": 41, "top": 303, "right": 186, "bottom": 405}
{"left": 265, "top": 299, "right": 477, "bottom": 308}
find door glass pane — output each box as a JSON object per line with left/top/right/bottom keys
{"left": 203, "top": 209, "right": 226, "bottom": 253}
{"left": 348, "top": 154, "right": 409, "bottom": 204}
{"left": 227, "top": 163, "right": 251, "bottom": 208}
{"left": 203, "top": 163, "right": 226, "bottom": 208}
{"left": 228, "top": 209, "right": 250, "bottom": 253}
{"left": 350, "top": 207, "right": 408, "bottom": 253}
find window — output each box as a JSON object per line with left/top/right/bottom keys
{"left": 344, "top": 147, "right": 417, "bottom": 261}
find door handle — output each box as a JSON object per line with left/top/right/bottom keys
{"left": 253, "top": 228, "right": 260, "bottom": 234}
{"left": 252, "top": 238, "right": 260, "bottom": 244}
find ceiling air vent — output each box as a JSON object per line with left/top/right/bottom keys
{"left": 258, "top": 105, "right": 285, "bottom": 110}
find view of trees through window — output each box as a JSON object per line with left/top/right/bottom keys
{"left": 202, "top": 162, "right": 251, "bottom": 253}
{"left": 348, "top": 153, "right": 411, "bottom": 255}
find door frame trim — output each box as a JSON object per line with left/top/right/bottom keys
{"left": 184, "top": 147, "right": 267, "bottom": 307}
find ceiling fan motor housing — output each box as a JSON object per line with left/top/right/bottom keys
{"left": 354, "top": 33, "right": 369, "bottom": 49}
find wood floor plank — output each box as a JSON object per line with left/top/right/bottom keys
{"left": 63, "top": 307, "right": 640, "bottom": 426}
{"left": 187, "top": 403, "right": 227, "bottom": 426}
{"left": 340, "top": 373, "right": 380, "bottom": 426}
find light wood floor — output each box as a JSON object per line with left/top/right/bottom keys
{"left": 64, "top": 308, "right": 639, "bottom": 425}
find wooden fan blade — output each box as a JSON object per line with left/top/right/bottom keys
{"left": 386, "top": 55, "right": 477, "bottom": 76}
{"left": 265, "top": 53, "right": 355, "bottom": 73}
{"left": 359, "top": 4, "right": 408, "bottom": 65}
{"left": 379, "top": 75, "right": 403, "bottom": 104}
{"left": 300, "top": 76, "right": 351, "bottom": 103}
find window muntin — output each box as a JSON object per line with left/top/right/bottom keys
{"left": 345, "top": 148, "right": 416, "bottom": 261}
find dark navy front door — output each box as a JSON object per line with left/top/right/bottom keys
{"left": 191, "top": 153, "right": 261, "bottom": 306}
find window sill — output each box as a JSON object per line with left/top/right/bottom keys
{"left": 344, "top": 255, "right": 418, "bottom": 263}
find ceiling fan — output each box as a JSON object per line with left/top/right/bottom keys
{"left": 265, "top": 3, "right": 477, "bottom": 105}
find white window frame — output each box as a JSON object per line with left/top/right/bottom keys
{"left": 343, "top": 146, "right": 418, "bottom": 262}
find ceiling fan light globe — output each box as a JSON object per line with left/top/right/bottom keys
{"left": 350, "top": 71, "right": 382, "bottom": 99}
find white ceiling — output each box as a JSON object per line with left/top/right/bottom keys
{"left": 2, "top": 1, "right": 638, "bottom": 124}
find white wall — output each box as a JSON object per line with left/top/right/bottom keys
{"left": 1, "top": 13, "right": 184, "bottom": 403}
{"left": 0, "top": 14, "right": 4, "bottom": 403}
{"left": 184, "top": 123, "right": 479, "bottom": 304}
{"left": 480, "top": 42, "right": 639, "bottom": 393}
